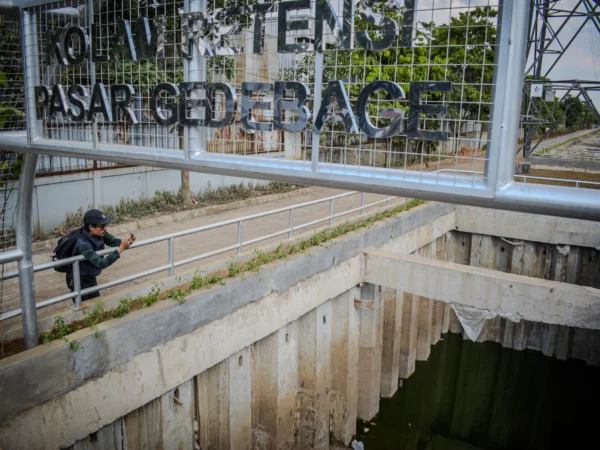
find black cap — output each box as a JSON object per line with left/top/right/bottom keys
{"left": 83, "top": 209, "right": 113, "bottom": 226}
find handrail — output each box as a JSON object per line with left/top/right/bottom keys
{"left": 1, "top": 191, "right": 396, "bottom": 320}
{"left": 0, "top": 249, "right": 23, "bottom": 265}
{"left": 433, "top": 169, "right": 600, "bottom": 188}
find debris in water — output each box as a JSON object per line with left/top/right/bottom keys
{"left": 351, "top": 441, "right": 365, "bottom": 450}
{"left": 364, "top": 427, "right": 370, "bottom": 433}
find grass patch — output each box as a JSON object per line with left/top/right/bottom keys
{"left": 1, "top": 198, "right": 425, "bottom": 357}
{"left": 56, "top": 181, "right": 302, "bottom": 235}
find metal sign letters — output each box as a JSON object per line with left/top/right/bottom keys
{"left": 34, "top": 0, "right": 449, "bottom": 140}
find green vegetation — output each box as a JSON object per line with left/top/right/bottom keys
{"left": 58, "top": 181, "right": 301, "bottom": 234}
{"left": 112, "top": 297, "right": 132, "bottom": 319}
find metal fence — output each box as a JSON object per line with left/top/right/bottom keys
{"left": 0, "top": 190, "right": 395, "bottom": 320}
{"left": 435, "top": 168, "right": 600, "bottom": 189}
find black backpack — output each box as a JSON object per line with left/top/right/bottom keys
{"left": 52, "top": 227, "right": 87, "bottom": 273}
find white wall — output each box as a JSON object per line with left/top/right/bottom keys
{"left": 3, "top": 167, "right": 269, "bottom": 235}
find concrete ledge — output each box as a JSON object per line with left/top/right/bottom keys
{"left": 456, "top": 206, "right": 600, "bottom": 247}
{"left": 529, "top": 156, "right": 600, "bottom": 172}
{"left": 0, "top": 202, "right": 455, "bottom": 432}
{"left": 364, "top": 251, "right": 600, "bottom": 330}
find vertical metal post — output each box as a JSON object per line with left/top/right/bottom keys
{"left": 22, "top": 9, "right": 40, "bottom": 142}
{"left": 88, "top": 0, "right": 98, "bottom": 150}
{"left": 288, "top": 209, "right": 294, "bottom": 238}
{"left": 329, "top": 199, "right": 334, "bottom": 226}
{"left": 237, "top": 221, "right": 243, "bottom": 254}
{"left": 187, "top": 0, "right": 207, "bottom": 156}
{"left": 311, "top": 52, "right": 324, "bottom": 172}
{"left": 485, "top": 0, "right": 531, "bottom": 192}
{"left": 72, "top": 260, "right": 82, "bottom": 308}
{"left": 386, "top": 195, "right": 391, "bottom": 207}
{"left": 168, "top": 237, "right": 175, "bottom": 276}
{"left": 361, "top": 193, "right": 365, "bottom": 215}
{"left": 17, "top": 152, "right": 39, "bottom": 349}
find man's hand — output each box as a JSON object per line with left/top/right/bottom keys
{"left": 117, "top": 237, "right": 133, "bottom": 254}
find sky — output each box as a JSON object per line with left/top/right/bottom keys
{"left": 531, "top": 0, "right": 600, "bottom": 109}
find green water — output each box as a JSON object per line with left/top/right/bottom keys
{"left": 356, "top": 333, "right": 600, "bottom": 450}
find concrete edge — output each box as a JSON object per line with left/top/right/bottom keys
{"left": 31, "top": 186, "right": 323, "bottom": 252}
{"left": 529, "top": 156, "right": 600, "bottom": 173}
{"left": 0, "top": 202, "right": 456, "bottom": 424}
{"left": 454, "top": 205, "right": 600, "bottom": 247}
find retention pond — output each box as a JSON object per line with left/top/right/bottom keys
{"left": 357, "top": 332, "right": 600, "bottom": 450}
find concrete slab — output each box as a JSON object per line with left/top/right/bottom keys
{"left": 456, "top": 206, "right": 600, "bottom": 247}
{"left": 364, "top": 251, "right": 600, "bottom": 330}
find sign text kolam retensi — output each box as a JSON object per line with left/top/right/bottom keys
{"left": 35, "top": 0, "right": 451, "bottom": 141}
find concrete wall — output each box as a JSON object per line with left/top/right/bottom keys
{"left": 1, "top": 204, "right": 599, "bottom": 449}
{"left": 2, "top": 167, "right": 268, "bottom": 234}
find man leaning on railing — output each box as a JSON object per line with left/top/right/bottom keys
{"left": 65, "top": 209, "right": 136, "bottom": 301}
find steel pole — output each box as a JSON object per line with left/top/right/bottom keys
{"left": 17, "top": 152, "right": 38, "bottom": 348}
{"left": 492, "top": 0, "right": 531, "bottom": 190}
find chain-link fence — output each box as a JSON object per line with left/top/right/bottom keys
{"left": 0, "top": 12, "right": 24, "bottom": 352}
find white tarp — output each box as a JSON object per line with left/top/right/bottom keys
{"left": 451, "top": 303, "right": 521, "bottom": 341}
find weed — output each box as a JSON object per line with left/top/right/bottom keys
{"left": 190, "top": 272, "right": 205, "bottom": 290}
{"left": 227, "top": 261, "right": 242, "bottom": 278}
{"left": 167, "top": 289, "right": 187, "bottom": 304}
{"left": 83, "top": 302, "right": 106, "bottom": 330}
{"left": 112, "top": 298, "right": 132, "bottom": 318}
{"left": 141, "top": 286, "right": 162, "bottom": 307}
{"left": 206, "top": 274, "right": 223, "bottom": 285}
{"left": 69, "top": 340, "right": 82, "bottom": 351}
{"left": 42, "top": 316, "right": 75, "bottom": 343}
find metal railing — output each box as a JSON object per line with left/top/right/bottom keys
{"left": 1, "top": 191, "right": 395, "bottom": 321}
{"left": 434, "top": 169, "right": 600, "bottom": 189}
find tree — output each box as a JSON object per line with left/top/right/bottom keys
{"left": 282, "top": 6, "right": 498, "bottom": 161}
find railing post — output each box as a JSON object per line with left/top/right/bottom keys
{"left": 361, "top": 192, "right": 365, "bottom": 215}
{"left": 237, "top": 221, "right": 243, "bottom": 254}
{"left": 329, "top": 199, "right": 334, "bottom": 226}
{"left": 386, "top": 195, "right": 391, "bottom": 207}
{"left": 73, "top": 260, "right": 82, "bottom": 308}
{"left": 288, "top": 209, "right": 294, "bottom": 238}
{"left": 16, "top": 152, "right": 38, "bottom": 349}
{"left": 168, "top": 237, "right": 175, "bottom": 276}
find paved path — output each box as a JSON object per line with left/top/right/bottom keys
{"left": 0, "top": 188, "right": 405, "bottom": 319}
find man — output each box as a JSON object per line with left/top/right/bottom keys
{"left": 67, "top": 209, "right": 135, "bottom": 301}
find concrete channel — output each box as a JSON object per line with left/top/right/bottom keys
{"left": 0, "top": 202, "right": 598, "bottom": 449}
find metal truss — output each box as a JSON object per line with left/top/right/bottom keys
{"left": 526, "top": 0, "right": 600, "bottom": 79}
{"left": 522, "top": 0, "right": 600, "bottom": 159}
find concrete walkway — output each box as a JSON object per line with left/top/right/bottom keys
{"left": 0, "top": 188, "right": 404, "bottom": 318}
